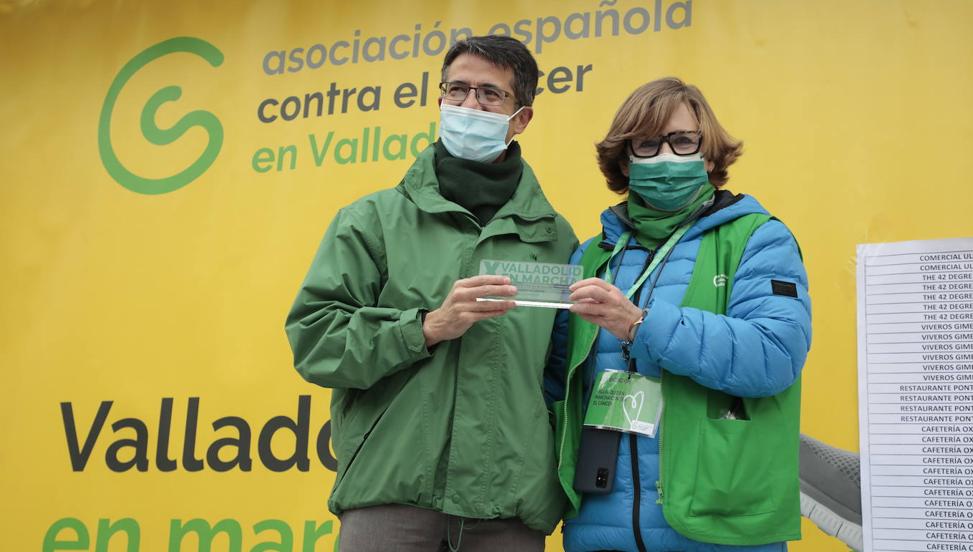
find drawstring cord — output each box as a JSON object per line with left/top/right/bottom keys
{"left": 446, "top": 517, "right": 465, "bottom": 552}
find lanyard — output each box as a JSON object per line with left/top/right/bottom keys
{"left": 604, "top": 223, "right": 693, "bottom": 300}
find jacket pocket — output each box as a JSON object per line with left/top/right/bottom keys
{"left": 330, "top": 405, "right": 385, "bottom": 497}
{"left": 330, "top": 370, "right": 415, "bottom": 497}
{"left": 688, "top": 418, "right": 777, "bottom": 517}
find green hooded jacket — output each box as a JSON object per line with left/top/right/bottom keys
{"left": 285, "top": 145, "right": 578, "bottom": 533}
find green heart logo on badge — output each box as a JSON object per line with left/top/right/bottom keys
{"left": 583, "top": 370, "right": 664, "bottom": 438}
{"left": 623, "top": 391, "right": 645, "bottom": 429}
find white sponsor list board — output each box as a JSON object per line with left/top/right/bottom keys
{"left": 858, "top": 237, "right": 973, "bottom": 552}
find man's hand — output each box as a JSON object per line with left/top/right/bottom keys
{"left": 568, "top": 278, "right": 644, "bottom": 341}
{"left": 423, "top": 275, "right": 517, "bottom": 347}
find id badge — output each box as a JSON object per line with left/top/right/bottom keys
{"left": 583, "top": 369, "right": 663, "bottom": 438}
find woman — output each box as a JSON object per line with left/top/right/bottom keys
{"left": 547, "top": 77, "right": 812, "bottom": 551}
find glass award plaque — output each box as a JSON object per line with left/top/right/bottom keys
{"left": 477, "top": 259, "right": 583, "bottom": 309}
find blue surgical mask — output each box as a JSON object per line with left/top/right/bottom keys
{"left": 628, "top": 152, "right": 711, "bottom": 211}
{"left": 439, "top": 104, "right": 525, "bottom": 163}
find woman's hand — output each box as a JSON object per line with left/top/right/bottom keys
{"left": 568, "top": 278, "right": 644, "bottom": 341}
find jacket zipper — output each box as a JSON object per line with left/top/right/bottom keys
{"left": 557, "top": 339, "right": 593, "bottom": 483}
{"left": 630, "top": 431, "right": 647, "bottom": 552}
{"left": 626, "top": 249, "right": 654, "bottom": 552}
{"left": 624, "top": 345, "right": 648, "bottom": 552}
{"left": 657, "top": 369, "right": 665, "bottom": 506}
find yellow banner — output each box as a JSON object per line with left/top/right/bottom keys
{"left": 2, "top": 1, "right": 972, "bottom": 550}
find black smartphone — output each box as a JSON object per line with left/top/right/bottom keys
{"left": 572, "top": 426, "right": 621, "bottom": 494}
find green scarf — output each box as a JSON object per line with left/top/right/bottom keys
{"left": 434, "top": 140, "right": 522, "bottom": 225}
{"left": 626, "top": 185, "right": 715, "bottom": 248}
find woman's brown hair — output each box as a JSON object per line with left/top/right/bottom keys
{"left": 596, "top": 77, "right": 743, "bottom": 193}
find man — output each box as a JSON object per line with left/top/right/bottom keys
{"left": 285, "top": 35, "right": 577, "bottom": 551}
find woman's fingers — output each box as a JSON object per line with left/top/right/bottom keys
{"left": 569, "top": 277, "right": 613, "bottom": 293}
{"left": 570, "top": 282, "right": 622, "bottom": 304}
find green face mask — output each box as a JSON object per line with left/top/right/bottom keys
{"left": 628, "top": 153, "right": 710, "bottom": 212}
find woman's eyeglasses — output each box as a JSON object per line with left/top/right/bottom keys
{"left": 629, "top": 130, "right": 702, "bottom": 158}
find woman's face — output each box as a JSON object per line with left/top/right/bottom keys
{"left": 623, "top": 102, "right": 714, "bottom": 175}
{"left": 656, "top": 102, "right": 700, "bottom": 155}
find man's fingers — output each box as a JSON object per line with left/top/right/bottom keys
{"left": 455, "top": 275, "right": 511, "bottom": 288}
{"left": 466, "top": 284, "right": 518, "bottom": 299}
{"left": 468, "top": 299, "right": 517, "bottom": 312}
{"left": 464, "top": 306, "right": 515, "bottom": 321}
{"left": 452, "top": 285, "right": 517, "bottom": 303}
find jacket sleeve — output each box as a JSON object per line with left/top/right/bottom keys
{"left": 543, "top": 242, "right": 587, "bottom": 406}
{"left": 285, "top": 207, "right": 431, "bottom": 390}
{"left": 630, "top": 220, "right": 812, "bottom": 398}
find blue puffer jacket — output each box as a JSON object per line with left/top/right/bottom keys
{"left": 546, "top": 192, "right": 812, "bottom": 552}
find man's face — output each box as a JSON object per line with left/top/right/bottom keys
{"left": 440, "top": 53, "right": 532, "bottom": 143}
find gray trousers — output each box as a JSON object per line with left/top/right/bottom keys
{"left": 338, "top": 504, "right": 546, "bottom": 552}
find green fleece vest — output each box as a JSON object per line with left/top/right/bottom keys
{"left": 555, "top": 213, "right": 802, "bottom": 545}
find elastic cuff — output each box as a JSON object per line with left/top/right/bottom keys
{"left": 399, "top": 307, "right": 432, "bottom": 357}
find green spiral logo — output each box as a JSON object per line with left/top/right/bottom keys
{"left": 98, "top": 37, "right": 224, "bottom": 195}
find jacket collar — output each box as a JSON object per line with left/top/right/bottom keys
{"left": 599, "top": 190, "right": 765, "bottom": 247}
{"left": 400, "top": 144, "right": 560, "bottom": 243}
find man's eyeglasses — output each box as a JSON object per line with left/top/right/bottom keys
{"left": 629, "top": 130, "right": 702, "bottom": 158}
{"left": 439, "top": 81, "right": 514, "bottom": 107}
